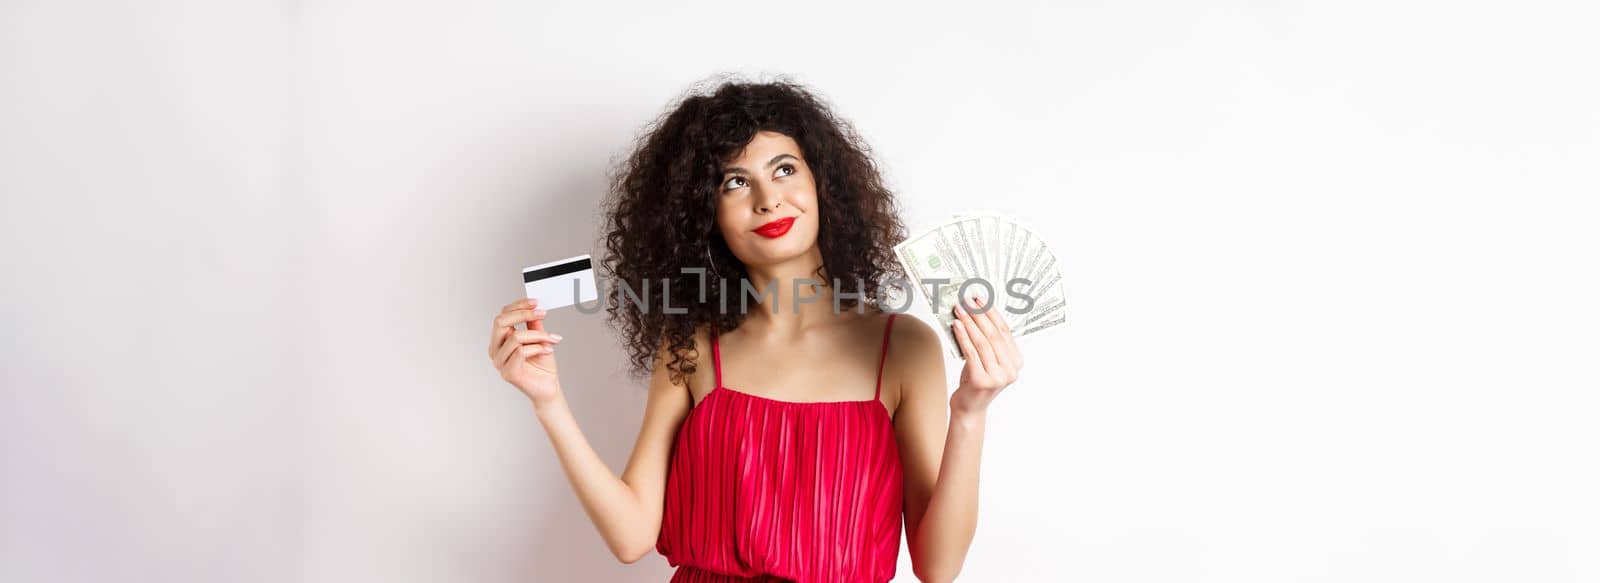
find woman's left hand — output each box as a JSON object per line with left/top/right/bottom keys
{"left": 949, "top": 295, "right": 1023, "bottom": 415}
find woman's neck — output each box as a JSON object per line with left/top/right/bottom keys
{"left": 740, "top": 248, "right": 849, "bottom": 336}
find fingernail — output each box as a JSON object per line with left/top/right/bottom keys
{"left": 533, "top": 309, "right": 546, "bottom": 317}
{"left": 551, "top": 333, "right": 563, "bottom": 341}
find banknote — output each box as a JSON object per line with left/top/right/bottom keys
{"left": 897, "top": 212, "right": 1067, "bottom": 359}
{"left": 894, "top": 224, "right": 981, "bottom": 358}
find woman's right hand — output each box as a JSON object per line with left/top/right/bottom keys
{"left": 490, "top": 297, "right": 564, "bottom": 407}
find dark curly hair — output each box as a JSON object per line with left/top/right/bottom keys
{"left": 599, "top": 75, "right": 907, "bottom": 386}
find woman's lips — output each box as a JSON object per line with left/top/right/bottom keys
{"left": 751, "top": 216, "right": 796, "bottom": 238}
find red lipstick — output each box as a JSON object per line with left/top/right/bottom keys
{"left": 751, "top": 216, "right": 796, "bottom": 238}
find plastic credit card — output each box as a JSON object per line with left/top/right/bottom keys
{"left": 522, "top": 254, "right": 598, "bottom": 310}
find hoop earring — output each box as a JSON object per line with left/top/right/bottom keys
{"left": 705, "top": 240, "right": 721, "bottom": 278}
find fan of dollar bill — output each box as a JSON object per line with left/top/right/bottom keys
{"left": 891, "top": 211, "right": 1067, "bottom": 358}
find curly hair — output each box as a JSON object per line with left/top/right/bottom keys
{"left": 599, "top": 74, "right": 907, "bottom": 386}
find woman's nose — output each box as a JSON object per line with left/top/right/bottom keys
{"left": 754, "top": 190, "right": 783, "bottom": 213}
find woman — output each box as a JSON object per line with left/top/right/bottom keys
{"left": 487, "top": 78, "right": 1023, "bottom": 582}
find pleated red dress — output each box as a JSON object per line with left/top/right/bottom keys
{"left": 656, "top": 314, "right": 905, "bottom": 583}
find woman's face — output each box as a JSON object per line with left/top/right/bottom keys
{"left": 714, "top": 130, "right": 821, "bottom": 269}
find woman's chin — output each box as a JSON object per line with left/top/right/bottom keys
{"left": 736, "top": 240, "right": 819, "bottom": 272}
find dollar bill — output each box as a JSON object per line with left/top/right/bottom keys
{"left": 897, "top": 212, "right": 1068, "bottom": 358}
{"left": 894, "top": 224, "right": 979, "bottom": 358}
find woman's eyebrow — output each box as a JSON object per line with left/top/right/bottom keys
{"left": 722, "top": 153, "right": 799, "bottom": 175}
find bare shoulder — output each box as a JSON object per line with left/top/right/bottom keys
{"left": 887, "top": 311, "right": 943, "bottom": 364}
{"left": 879, "top": 310, "right": 946, "bottom": 414}
{"left": 646, "top": 324, "right": 715, "bottom": 392}
{"left": 683, "top": 323, "right": 717, "bottom": 405}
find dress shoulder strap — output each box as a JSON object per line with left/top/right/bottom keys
{"left": 710, "top": 326, "right": 723, "bottom": 389}
{"left": 874, "top": 313, "right": 898, "bottom": 401}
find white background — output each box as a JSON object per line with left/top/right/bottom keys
{"left": 4, "top": 1, "right": 1597, "bottom": 581}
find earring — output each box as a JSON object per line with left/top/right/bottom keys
{"left": 705, "top": 239, "right": 720, "bottom": 278}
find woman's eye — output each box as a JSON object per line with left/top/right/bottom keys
{"left": 723, "top": 165, "right": 794, "bottom": 191}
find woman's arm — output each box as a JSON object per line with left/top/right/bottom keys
{"left": 531, "top": 353, "right": 687, "bottom": 562}
{"left": 525, "top": 330, "right": 697, "bottom": 563}
{"left": 894, "top": 298, "right": 1023, "bottom": 582}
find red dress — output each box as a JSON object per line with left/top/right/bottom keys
{"left": 656, "top": 314, "right": 905, "bottom": 583}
